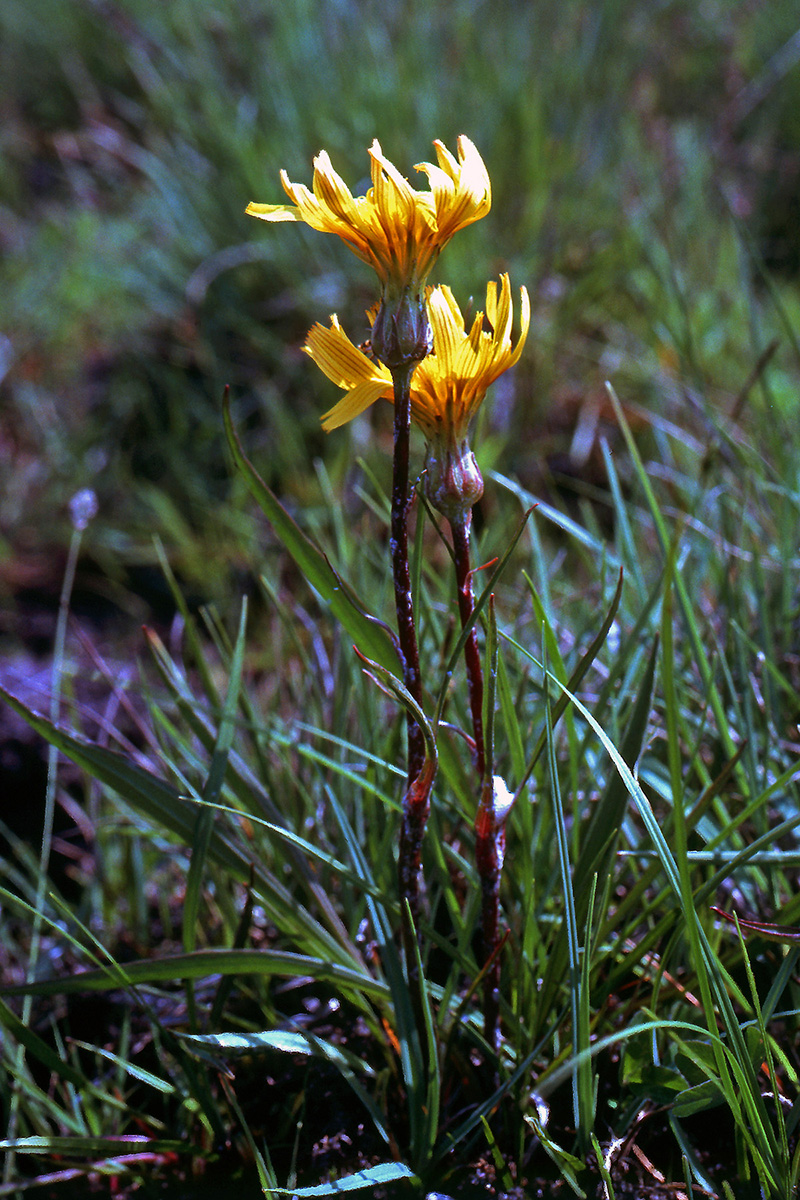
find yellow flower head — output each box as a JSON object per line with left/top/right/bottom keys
{"left": 246, "top": 137, "right": 491, "bottom": 293}
{"left": 305, "top": 274, "right": 530, "bottom": 440}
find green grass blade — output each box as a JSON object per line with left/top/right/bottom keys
{"left": 68, "top": 1043, "right": 176, "bottom": 1095}
{"left": 495, "top": 641, "right": 525, "bottom": 782}
{"left": 223, "top": 390, "right": 398, "bottom": 670}
{"left": 536, "top": 637, "right": 658, "bottom": 1025}
{"left": 605, "top": 382, "right": 744, "bottom": 805}
{"left": 0, "top": 683, "right": 360, "bottom": 965}
{"left": 538, "top": 653, "right": 783, "bottom": 1180}
{"left": 1, "top": 948, "right": 389, "bottom": 1001}
{"left": 432, "top": 506, "right": 532, "bottom": 729}
{"left": 153, "top": 536, "right": 220, "bottom": 707}
{"left": 0, "top": 1136, "right": 189, "bottom": 1156}
{"left": 576, "top": 636, "right": 659, "bottom": 890}
{"left": 0, "top": 998, "right": 93, "bottom": 1092}
{"left": 182, "top": 598, "right": 248, "bottom": 1024}
{"left": 265, "top": 1163, "right": 418, "bottom": 1196}
{"left": 543, "top": 677, "right": 589, "bottom": 1149}
{"left": 179, "top": 1029, "right": 375, "bottom": 1077}
{"left": 491, "top": 470, "right": 622, "bottom": 567}
{"left": 510, "top": 567, "right": 624, "bottom": 798}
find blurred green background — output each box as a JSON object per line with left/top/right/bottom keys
{"left": 2, "top": 0, "right": 799, "bottom": 629}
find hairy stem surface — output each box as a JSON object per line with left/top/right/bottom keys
{"left": 390, "top": 365, "right": 427, "bottom": 954}
{"left": 475, "top": 789, "right": 504, "bottom": 1053}
{"left": 450, "top": 513, "right": 486, "bottom": 778}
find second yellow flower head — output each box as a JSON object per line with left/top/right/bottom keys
{"left": 305, "top": 273, "right": 530, "bottom": 440}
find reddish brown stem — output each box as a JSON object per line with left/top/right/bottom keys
{"left": 390, "top": 365, "right": 425, "bottom": 783}
{"left": 475, "top": 789, "right": 504, "bottom": 1053}
{"left": 390, "top": 365, "right": 428, "bottom": 952}
{"left": 398, "top": 758, "right": 436, "bottom": 975}
{"left": 450, "top": 513, "right": 485, "bottom": 778}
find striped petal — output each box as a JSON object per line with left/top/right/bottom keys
{"left": 321, "top": 380, "right": 391, "bottom": 431}
{"left": 304, "top": 278, "right": 528, "bottom": 440}
{"left": 247, "top": 137, "right": 491, "bottom": 290}
{"left": 304, "top": 319, "right": 391, "bottom": 390}
{"left": 410, "top": 276, "right": 529, "bottom": 438}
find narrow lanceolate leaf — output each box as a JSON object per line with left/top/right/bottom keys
{"left": 711, "top": 908, "right": 800, "bottom": 944}
{"left": 0, "top": 997, "right": 92, "bottom": 1091}
{"left": 0, "top": 685, "right": 360, "bottom": 968}
{"left": 0, "top": 948, "right": 389, "bottom": 1000}
{"left": 183, "top": 598, "right": 248, "bottom": 959}
{"left": 264, "top": 1163, "right": 419, "bottom": 1196}
{"left": 354, "top": 650, "right": 437, "bottom": 769}
{"left": 223, "top": 389, "right": 397, "bottom": 670}
{"left": 179, "top": 1030, "right": 376, "bottom": 1078}
{"left": 535, "top": 636, "right": 659, "bottom": 1026}
{"left": 0, "top": 1136, "right": 189, "bottom": 1156}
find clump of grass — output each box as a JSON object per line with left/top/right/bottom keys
{"left": 5, "top": 267, "right": 800, "bottom": 1198}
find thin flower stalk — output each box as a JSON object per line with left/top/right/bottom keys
{"left": 475, "top": 777, "right": 513, "bottom": 1052}
{"left": 450, "top": 513, "right": 485, "bottom": 779}
{"left": 390, "top": 363, "right": 426, "bottom": 785}
{"left": 305, "top": 275, "right": 529, "bottom": 1005}
{"left": 451, "top": 527, "right": 507, "bottom": 1051}
{"left": 390, "top": 363, "right": 431, "bottom": 968}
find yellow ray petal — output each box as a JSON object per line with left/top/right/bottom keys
{"left": 247, "top": 137, "right": 491, "bottom": 291}
{"left": 305, "top": 274, "right": 527, "bottom": 439}
{"left": 321, "top": 380, "right": 391, "bottom": 431}
{"left": 369, "top": 141, "right": 419, "bottom": 224}
{"left": 312, "top": 152, "right": 359, "bottom": 222}
{"left": 491, "top": 275, "right": 513, "bottom": 345}
{"left": 507, "top": 286, "right": 531, "bottom": 367}
{"left": 304, "top": 320, "right": 390, "bottom": 390}
{"left": 245, "top": 202, "right": 301, "bottom": 222}
{"left": 426, "top": 288, "right": 465, "bottom": 369}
